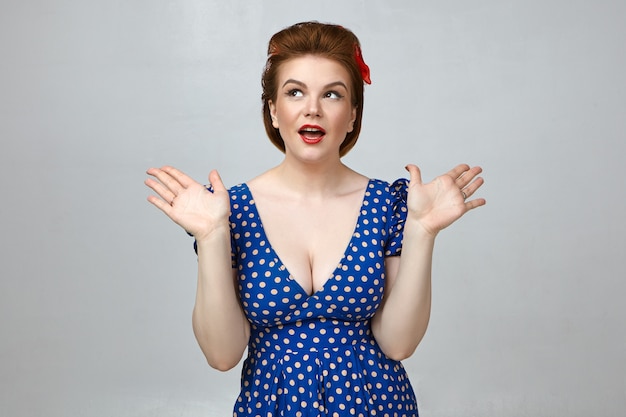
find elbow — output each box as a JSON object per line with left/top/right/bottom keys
{"left": 378, "top": 329, "right": 426, "bottom": 361}
{"left": 384, "top": 344, "right": 418, "bottom": 362}
{"left": 207, "top": 357, "right": 240, "bottom": 372}
{"left": 197, "top": 336, "right": 244, "bottom": 371}
{"left": 204, "top": 350, "right": 242, "bottom": 371}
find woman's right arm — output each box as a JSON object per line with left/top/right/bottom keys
{"left": 193, "top": 235, "right": 250, "bottom": 371}
{"left": 145, "top": 166, "right": 249, "bottom": 371}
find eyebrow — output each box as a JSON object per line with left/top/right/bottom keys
{"left": 282, "top": 79, "right": 349, "bottom": 91}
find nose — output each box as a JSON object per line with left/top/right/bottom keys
{"left": 304, "top": 96, "right": 322, "bottom": 118}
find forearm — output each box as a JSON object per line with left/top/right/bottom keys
{"left": 192, "top": 226, "right": 249, "bottom": 371}
{"left": 372, "top": 218, "right": 435, "bottom": 361}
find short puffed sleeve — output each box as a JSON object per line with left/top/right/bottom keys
{"left": 190, "top": 185, "right": 238, "bottom": 268}
{"left": 384, "top": 178, "right": 409, "bottom": 257}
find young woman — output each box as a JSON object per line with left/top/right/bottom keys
{"left": 145, "top": 21, "right": 485, "bottom": 417}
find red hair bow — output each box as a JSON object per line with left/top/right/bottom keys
{"left": 355, "top": 44, "right": 371, "bottom": 85}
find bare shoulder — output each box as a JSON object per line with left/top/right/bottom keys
{"left": 244, "top": 168, "right": 282, "bottom": 199}
{"left": 339, "top": 173, "right": 370, "bottom": 199}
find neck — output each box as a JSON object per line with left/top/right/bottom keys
{"left": 271, "top": 157, "right": 353, "bottom": 197}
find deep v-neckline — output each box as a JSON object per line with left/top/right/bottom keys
{"left": 241, "top": 180, "right": 372, "bottom": 298}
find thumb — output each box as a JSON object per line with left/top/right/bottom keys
{"left": 208, "top": 169, "right": 227, "bottom": 192}
{"left": 405, "top": 164, "right": 423, "bottom": 186}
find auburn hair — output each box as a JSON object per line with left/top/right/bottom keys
{"left": 261, "top": 22, "right": 367, "bottom": 157}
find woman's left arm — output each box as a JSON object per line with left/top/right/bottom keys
{"left": 371, "top": 164, "right": 485, "bottom": 361}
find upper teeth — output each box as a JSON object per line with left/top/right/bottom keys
{"left": 303, "top": 128, "right": 320, "bottom": 132}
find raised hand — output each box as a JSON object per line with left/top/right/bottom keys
{"left": 404, "top": 164, "right": 485, "bottom": 236}
{"left": 145, "top": 166, "right": 231, "bottom": 240}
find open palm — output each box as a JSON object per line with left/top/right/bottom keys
{"left": 405, "top": 164, "right": 485, "bottom": 236}
{"left": 145, "top": 166, "right": 231, "bottom": 240}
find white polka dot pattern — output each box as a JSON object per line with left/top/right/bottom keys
{"left": 208, "top": 179, "right": 417, "bottom": 416}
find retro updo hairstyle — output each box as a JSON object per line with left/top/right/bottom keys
{"left": 261, "top": 22, "right": 369, "bottom": 157}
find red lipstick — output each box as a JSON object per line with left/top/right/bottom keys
{"left": 298, "top": 124, "right": 326, "bottom": 144}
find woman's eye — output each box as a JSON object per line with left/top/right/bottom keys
{"left": 287, "top": 89, "right": 303, "bottom": 97}
{"left": 325, "top": 91, "right": 343, "bottom": 99}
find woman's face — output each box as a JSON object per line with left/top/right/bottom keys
{"left": 268, "top": 55, "right": 357, "bottom": 161}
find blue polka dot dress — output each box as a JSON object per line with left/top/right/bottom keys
{"left": 208, "top": 178, "right": 418, "bottom": 416}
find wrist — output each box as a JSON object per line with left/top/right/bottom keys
{"left": 194, "top": 221, "right": 231, "bottom": 245}
{"left": 404, "top": 216, "right": 438, "bottom": 241}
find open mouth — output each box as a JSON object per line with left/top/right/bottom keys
{"left": 298, "top": 125, "right": 326, "bottom": 143}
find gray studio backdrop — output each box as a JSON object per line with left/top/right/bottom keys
{"left": 1, "top": 1, "right": 624, "bottom": 416}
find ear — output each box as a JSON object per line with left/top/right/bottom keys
{"left": 347, "top": 105, "right": 357, "bottom": 133}
{"left": 268, "top": 100, "right": 279, "bottom": 129}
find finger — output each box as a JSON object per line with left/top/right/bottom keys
{"left": 464, "top": 197, "right": 487, "bottom": 211}
{"left": 144, "top": 178, "right": 176, "bottom": 205}
{"left": 208, "top": 169, "right": 227, "bottom": 192}
{"left": 446, "top": 164, "right": 471, "bottom": 181}
{"left": 456, "top": 166, "right": 483, "bottom": 188}
{"left": 146, "top": 167, "right": 186, "bottom": 196}
{"left": 461, "top": 176, "right": 485, "bottom": 199}
{"left": 161, "top": 166, "right": 199, "bottom": 189}
{"left": 146, "top": 194, "right": 174, "bottom": 216}
{"left": 405, "top": 164, "right": 423, "bottom": 185}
